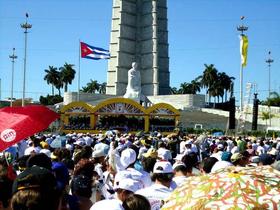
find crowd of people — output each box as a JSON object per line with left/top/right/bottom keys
{"left": 0, "top": 130, "right": 280, "bottom": 210}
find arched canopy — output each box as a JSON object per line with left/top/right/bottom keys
{"left": 61, "top": 101, "right": 95, "bottom": 114}
{"left": 146, "top": 103, "right": 180, "bottom": 116}
{"left": 92, "top": 98, "right": 147, "bottom": 115}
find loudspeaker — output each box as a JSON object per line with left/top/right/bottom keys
{"left": 252, "top": 93, "right": 259, "bottom": 130}
{"left": 229, "top": 97, "right": 235, "bottom": 130}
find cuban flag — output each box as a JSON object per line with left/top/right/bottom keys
{"left": 80, "top": 42, "right": 110, "bottom": 60}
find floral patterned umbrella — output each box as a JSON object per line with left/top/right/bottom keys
{"left": 162, "top": 166, "right": 280, "bottom": 210}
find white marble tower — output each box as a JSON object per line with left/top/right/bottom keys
{"left": 106, "top": 0, "right": 170, "bottom": 96}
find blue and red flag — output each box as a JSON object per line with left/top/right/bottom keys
{"left": 80, "top": 42, "right": 110, "bottom": 60}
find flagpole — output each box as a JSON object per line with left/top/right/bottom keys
{"left": 78, "top": 39, "right": 81, "bottom": 101}
{"left": 237, "top": 17, "right": 248, "bottom": 112}
{"left": 240, "top": 65, "right": 243, "bottom": 112}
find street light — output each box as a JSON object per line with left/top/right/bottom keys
{"left": 21, "top": 13, "right": 32, "bottom": 106}
{"left": 9, "top": 48, "right": 17, "bottom": 107}
{"left": 237, "top": 16, "right": 248, "bottom": 112}
{"left": 266, "top": 51, "right": 274, "bottom": 127}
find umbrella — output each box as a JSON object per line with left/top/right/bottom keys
{"left": 162, "top": 166, "right": 280, "bottom": 210}
{"left": 0, "top": 105, "right": 59, "bottom": 151}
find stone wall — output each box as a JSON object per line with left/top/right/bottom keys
{"left": 63, "top": 92, "right": 115, "bottom": 105}
{"left": 147, "top": 94, "right": 205, "bottom": 109}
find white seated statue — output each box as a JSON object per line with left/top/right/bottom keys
{"left": 124, "top": 62, "right": 141, "bottom": 100}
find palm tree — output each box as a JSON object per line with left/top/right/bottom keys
{"left": 208, "top": 80, "right": 223, "bottom": 104}
{"left": 99, "top": 82, "right": 107, "bottom": 94}
{"left": 81, "top": 79, "right": 100, "bottom": 93}
{"left": 54, "top": 78, "right": 63, "bottom": 96}
{"left": 44, "top": 66, "right": 59, "bottom": 95}
{"left": 261, "top": 111, "right": 270, "bottom": 129}
{"left": 59, "top": 62, "right": 76, "bottom": 92}
{"left": 170, "top": 87, "right": 178, "bottom": 94}
{"left": 266, "top": 91, "right": 280, "bottom": 107}
{"left": 178, "top": 82, "right": 190, "bottom": 94}
{"left": 218, "top": 72, "right": 235, "bottom": 102}
{"left": 190, "top": 79, "right": 201, "bottom": 94}
{"left": 201, "top": 64, "right": 218, "bottom": 103}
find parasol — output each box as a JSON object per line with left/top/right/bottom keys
{"left": 162, "top": 166, "right": 280, "bottom": 210}
{"left": 0, "top": 105, "right": 59, "bottom": 151}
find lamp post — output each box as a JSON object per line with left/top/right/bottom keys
{"left": 237, "top": 16, "right": 248, "bottom": 112}
{"left": 9, "top": 48, "right": 17, "bottom": 107}
{"left": 266, "top": 51, "right": 273, "bottom": 127}
{"left": 21, "top": 13, "right": 32, "bottom": 106}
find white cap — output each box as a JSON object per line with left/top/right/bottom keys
{"left": 153, "top": 161, "right": 173, "bottom": 174}
{"left": 172, "top": 162, "right": 186, "bottom": 170}
{"left": 92, "top": 143, "right": 109, "bottom": 158}
{"left": 217, "top": 144, "right": 224, "bottom": 149}
{"left": 114, "top": 178, "right": 141, "bottom": 192}
{"left": 120, "top": 148, "right": 136, "bottom": 168}
{"left": 65, "top": 144, "right": 73, "bottom": 151}
{"left": 158, "top": 150, "right": 171, "bottom": 161}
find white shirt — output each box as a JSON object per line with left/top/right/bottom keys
{"left": 95, "top": 163, "right": 104, "bottom": 181}
{"left": 231, "top": 146, "right": 239, "bottom": 154}
{"left": 173, "top": 175, "right": 188, "bottom": 187}
{"left": 210, "top": 151, "right": 223, "bottom": 161}
{"left": 256, "top": 146, "right": 265, "bottom": 155}
{"left": 84, "top": 136, "right": 93, "bottom": 146}
{"left": 138, "top": 146, "right": 148, "bottom": 159}
{"left": 136, "top": 183, "right": 173, "bottom": 210}
{"left": 115, "top": 168, "right": 149, "bottom": 189}
{"left": 180, "top": 141, "right": 186, "bottom": 154}
{"left": 90, "top": 198, "right": 123, "bottom": 210}
{"left": 191, "top": 144, "right": 198, "bottom": 153}
{"left": 24, "top": 146, "right": 41, "bottom": 155}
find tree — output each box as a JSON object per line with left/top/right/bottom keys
{"left": 200, "top": 64, "right": 218, "bottom": 103}
{"left": 217, "top": 72, "right": 235, "bottom": 102}
{"left": 179, "top": 82, "right": 191, "bottom": 94}
{"left": 170, "top": 87, "right": 178, "bottom": 94}
{"left": 266, "top": 92, "right": 280, "bottom": 107}
{"left": 261, "top": 111, "right": 270, "bottom": 129}
{"left": 59, "top": 62, "right": 76, "bottom": 92}
{"left": 99, "top": 82, "right": 107, "bottom": 94}
{"left": 44, "top": 66, "right": 59, "bottom": 95}
{"left": 209, "top": 80, "right": 224, "bottom": 104}
{"left": 81, "top": 79, "right": 100, "bottom": 93}
{"left": 189, "top": 79, "right": 201, "bottom": 94}
{"left": 39, "top": 94, "right": 63, "bottom": 105}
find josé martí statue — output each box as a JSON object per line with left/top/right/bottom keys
{"left": 124, "top": 62, "right": 142, "bottom": 100}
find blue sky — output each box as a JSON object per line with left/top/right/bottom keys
{"left": 0, "top": 0, "right": 279, "bottom": 103}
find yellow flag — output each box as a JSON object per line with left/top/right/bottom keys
{"left": 240, "top": 35, "right": 248, "bottom": 67}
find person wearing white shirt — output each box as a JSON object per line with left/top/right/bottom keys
{"left": 210, "top": 144, "right": 224, "bottom": 161}
{"left": 90, "top": 178, "right": 141, "bottom": 210}
{"left": 157, "top": 142, "right": 172, "bottom": 161}
{"left": 179, "top": 139, "right": 186, "bottom": 154}
{"left": 115, "top": 148, "right": 150, "bottom": 188}
{"left": 172, "top": 162, "right": 188, "bottom": 187}
{"left": 135, "top": 161, "right": 174, "bottom": 210}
